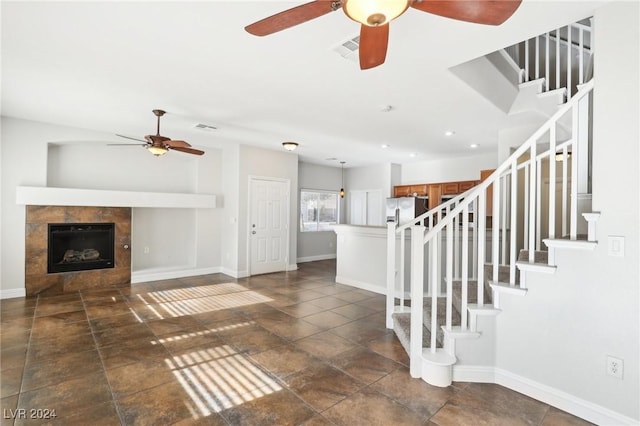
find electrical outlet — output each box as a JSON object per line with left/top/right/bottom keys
{"left": 143, "top": 246, "right": 150, "bottom": 254}
{"left": 607, "top": 356, "right": 623, "bottom": 379}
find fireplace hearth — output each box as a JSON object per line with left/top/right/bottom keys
{"left": 48, "top": 223, "right": 115, "bottom": 273}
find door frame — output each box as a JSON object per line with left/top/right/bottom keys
{"left": 247, "top": 175, "right": 291, "bottom": 276}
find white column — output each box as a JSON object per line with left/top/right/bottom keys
{"left": 410, "top": 225, "right": 425, "bottom": 378}
{"left": 386, "top": 222, "right": 396, "bottom": 329}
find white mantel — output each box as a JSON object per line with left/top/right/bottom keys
{"left": 16, "top": 186, "right": 217, "bottom": 209}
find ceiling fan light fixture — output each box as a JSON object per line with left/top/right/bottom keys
{"left": 147, "top": 145, "right": 169, "bottom": 156}
{"left": 343, "top": 0, "right": 409, "bottom": 26}
{"left": 282, "top": 141, "right": 299, "bottom": 151}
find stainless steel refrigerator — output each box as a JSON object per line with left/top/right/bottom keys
{"left": 386, "top": 196, "right": 429, "bottom": 225}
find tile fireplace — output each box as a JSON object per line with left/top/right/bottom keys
{"left": 25, "top": 206, "right": 131, "bottom": 296}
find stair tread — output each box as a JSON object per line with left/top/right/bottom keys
{"left": 392, "top": 312, "right": 440, "bottom": 352}
{"left": 517, "top": 249, "right": 549, "bottom": 264}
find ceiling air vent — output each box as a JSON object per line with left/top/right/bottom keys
{"left": 332, "top": 35, "right": 360, "bottom": 62}
{"left": 194, "top": 123, "right": 218, "bottom": 132}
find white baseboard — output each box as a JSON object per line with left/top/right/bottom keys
{"left": 220, "top": 268, "right": 249, "bottom": 279}
{"left": 453, "top": 365, "right": 639, "bottom": 425}
{"left": 287, "top": 263, "right": 298, "bottom": 271}
{"left": 297, "top": 254, "right": 336, "bottom": 263}
{"left": 1, "top": 288, "right": 27, "bottom": 299}
{"left": 335, "top": 276, "right": 385, "bottom": 295}
{"left": 131, "top": 266, "right": 222, "bottom": 283}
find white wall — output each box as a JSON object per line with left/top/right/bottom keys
{"left": 47, "top": 143, "right": 198, "bottom": 192}
{"left": 401, "top": 152, "right": 497, "bottom": 184}
{"left": 297, "top": 161, "right": 341, "bottom": 262}
{"left": 494, "top": 2, "right": 639, "bottom": 422}
{"left": 220, "top": 144, "right": 240, "bottom": 276}
{"left": 0, "top": 117, "right": 222, "bottom": 293}
{"left": 1, "top": 118, "right": 107, "bottom": 293}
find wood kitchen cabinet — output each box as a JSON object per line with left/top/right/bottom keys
{"left": 480, "top": 169, "right": 495, "bottom": 216}
{"left": 441, "top": 182, "right": 459, "bottom": 195}
{"left": 428, "top": 184, "right": 442, "bottom": 209}
{"left": 459, "top": 181, "right": 477, "bottom": 192}
{"left": 393, "top": 185, "right": 412, "bottom": 197}
{"left": 394, "top": 184, "right": 428, "bottom": 197}
{"left": 409, "top": 184, "right": 428, "bottom": 196}
{"left": 392, "top": 174, "right": 486, "bottom": 213}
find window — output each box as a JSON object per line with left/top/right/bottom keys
{"left": 300, "top": 190, "right": 340, "bottom": 232}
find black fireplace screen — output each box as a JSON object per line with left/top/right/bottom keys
{"left": 48, "top": 223, "right": 115, "bottom": 273}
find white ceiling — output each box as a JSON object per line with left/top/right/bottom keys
{"left": 1, "top": 1, "right": 605, "bottom": 168}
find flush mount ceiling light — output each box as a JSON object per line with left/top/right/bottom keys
{"left": 282, "top": 141, "right": 299, "bottom": 151}
{"left": 445, "top": 130, "right": 455, "bottom": 137}
{"left": 470, "top": 144, "right": 479, "bottom": 149}
{"left": 409, "top": 153, "right": 418, "bottom": 158}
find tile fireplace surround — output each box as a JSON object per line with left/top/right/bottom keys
{"left": 25, "top": 205, "right": 131, "bottom": 296}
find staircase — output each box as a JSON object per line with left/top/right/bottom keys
{"left": 385, "top": 18, "right": 599, "bottom": 388}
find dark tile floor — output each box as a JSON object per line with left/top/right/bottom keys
{"left": 1, "top": 260, "right": 592, "bottom": 425}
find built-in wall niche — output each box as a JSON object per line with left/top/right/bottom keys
{"left": 25, "top": 205, "right": 131, "bottom": 296}
{"left": 46, "top": 143, "right": 197, "bottom": 193}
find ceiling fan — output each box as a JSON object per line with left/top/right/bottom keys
{"left": 245, "top": 0, "right": 522, "bottom": 70}
{"left": 113, "top": 109, "right": 205, "bottom": 157}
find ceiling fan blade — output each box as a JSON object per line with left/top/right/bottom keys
{"left": 169, "top": 146, "right": 205, "bottom": 156}
{"left": 245, "top": 1, "right": 337, "bottom": 36}
{"left": 116, "top": 134, "right": 147, "bottom": 143}
{"left": 107, "top": 143, "right": 146, "bottom": 147}
{"left": 411, "top": 0, "right": 522, "bottom": 25}
{"left": 359, "top": 24, "right": 389, "bottom": 70}
{"left": 165, "top": 140, "right": 192, "bottom": 148}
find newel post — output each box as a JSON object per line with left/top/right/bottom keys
{"left": 386, "top": 222, "right": 396, "bottom": 329}
{"left": 410, "top": 225, "right": 425, "bottom": 378}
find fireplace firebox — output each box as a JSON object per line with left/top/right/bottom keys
{"left": 48, "top": 223, "right": 115, "bottom": 273}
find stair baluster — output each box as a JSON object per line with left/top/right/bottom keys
{"left": 386, "top": 80, "right": 594, "bottom": 388}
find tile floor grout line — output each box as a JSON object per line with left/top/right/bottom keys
{"left": 81, "top": 287, "right": 128, "bottom": 426}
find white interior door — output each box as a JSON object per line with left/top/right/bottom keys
{"left": 250, "top": 178, "right": 289, "bottom": 275}
{"left": 350, "top": 190, "right": 383, "bottom": 226}
{"left": 350, "top": 191, "right": 367, "bottom": 225}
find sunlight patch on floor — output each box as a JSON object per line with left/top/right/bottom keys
{"left": 143, "top": 283, "right": 250, "bottom": 303}
{"left": 166, "top": 345, "right": 282, "bottom": 418}
{"left": 150, "top": 321, "right": 255, "bottom": 345}
{"left": 132, "top": 286, "right": 273, "bottom": 320}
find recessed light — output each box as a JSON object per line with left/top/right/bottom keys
{"left": 381, "top": 144, "right": 390, "bottom": 149}
{"left": 409, "top": 153, "right": 418, "bottom": 158}
{"left": 470, "top": 144, "right": 479, "bottom": 149}
{"left": 445, "top": 131, "right": 455, "bottom": 136}
{"left": 379, "top": 105, "right": 393, "bottom": 113}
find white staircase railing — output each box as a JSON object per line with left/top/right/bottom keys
{"left": 505, "top": 19, "right": 593, "bottom": 100}
{"left": 385, "top": 189, "right": 473, "bottom": 328}
{"left": 386, "top": 79, "right": 594, "bottom": 384}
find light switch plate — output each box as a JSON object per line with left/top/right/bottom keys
{"left": 608, "top": 236, "right": 625, "bottom": 257}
